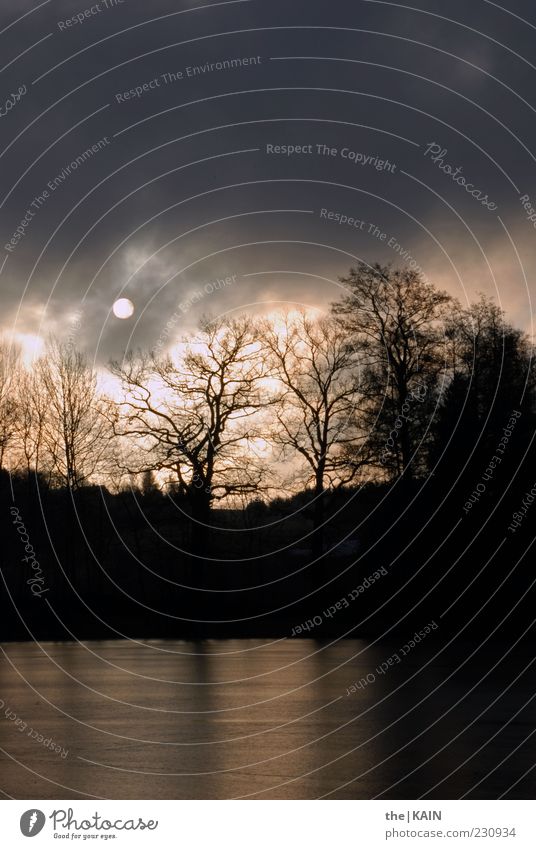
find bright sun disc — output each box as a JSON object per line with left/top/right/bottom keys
{"left": 113, "top": 298, "right": 134, "bottom": 319}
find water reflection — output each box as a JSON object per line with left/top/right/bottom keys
{"left": 0, "top": 639, "right": 535, "bottom": 798}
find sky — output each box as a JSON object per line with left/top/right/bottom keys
{"left": 0, "top": 0, "right": 535, "bottom": 365}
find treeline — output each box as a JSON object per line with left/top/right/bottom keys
{"left": 1, "top": 263, "right": 536, "bottom": 640}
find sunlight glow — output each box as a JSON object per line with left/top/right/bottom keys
{"left": 262, "top": 306, "right": 324, "bottom": 334}
{"left": 15, "top": 333, "right": 45, "bottom": 366}
{"left": 113, "top": 298, "right": 135, "bottom": 319}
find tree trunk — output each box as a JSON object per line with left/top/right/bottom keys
{"left": 188, "top": 488, "right": 212, "bottom": 576}
{"left": 311, "top": 470, "right": 325, "bottom": 559}
{"left": 399, "top": 416, "right": 413, "bottom": 481}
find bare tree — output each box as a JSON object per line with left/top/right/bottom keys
{"left": 333, "top": 263, "right": 451, "bottom": 480}
{"left": 109, "top": 316, "right": 268, "bottom": 552}
{"left": 13, "top": 366, "right": 50, "bottom": 480}
{"left": 444, "top": 295, "right": 532, "bottom": 411}
{"left": 260, "top": 311, "right": 366, "bottom": 555}
{"left": 36, "top": 339, "right": 110, "bottom": 490}
{"left": 0, "top": 339, "right": 21, "bottom": 471}
{"left": 429, "top": 295, "right": 536, "bottom": 471}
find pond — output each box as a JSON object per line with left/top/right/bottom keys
{"left": 0, "top": 637, "right": 534, "bottom": 799}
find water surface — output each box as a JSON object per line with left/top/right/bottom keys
{"left": 0, "top": 638, "right": 534, "bottom": 799}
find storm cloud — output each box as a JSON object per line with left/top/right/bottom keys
{"left": 1, "top": 0, "right": 534, "bottom": 362}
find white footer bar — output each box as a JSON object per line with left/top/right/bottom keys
{"left": 2, "top": 800, "right": 534, "bottom": 848}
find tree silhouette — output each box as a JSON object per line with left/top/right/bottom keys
{"left": 13, "top": 366, "right": 50, "bottom": 481}
{"left": 1, "top": 268, "right": 536, "bottom": 641}
{"left": 36, "top": 339, "right": 110, "bottom": 490}
{"left": 333, "top": 263, "right": 451, "bottom": 480}
{"left": 261, "top": 310, "right": 367, "bottom": 556}
{"left": 0, "top": 339, "right": 21, "bottom": 472}
{"left": 429, "top": 295, "right": 535, "bottom": 477}
{"left": 110, "top": 316, "right": 269, "bottom": 554}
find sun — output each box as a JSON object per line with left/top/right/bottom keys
{"left": 113, "top": 298, "right": 135, "bottom": 319}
